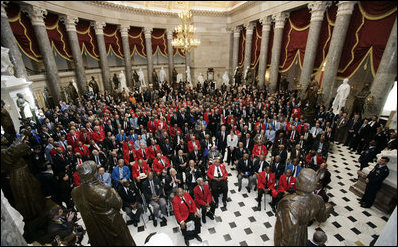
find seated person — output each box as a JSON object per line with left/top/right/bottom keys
{"left": 206, "top": 145, "right": 221, "bottom": 165}
{"left": 312, "top": 137, "right": 329, "bottom": 158}
{"left": 252, "top": 141, "right": 267, "bottom": 160}
{"left": 152, "top": 152, "right": 171, "bottom": 180}
{"left": 286, "top": 158, "right": 302, "bottom": 178}
{"left": 172, "top": 149, "right": 188, "bottom": 176}
{"left": 186, "top": 160, "right": 202, "bottom": 196}
{"left": 304, "top": 150, "right": 325, "bottom": 171}
{"left": 142, "top": 172, "right": 168, "bottom": 227}
{"left": 187, "top": 135, "right": 201, "bottom": 153}
{"left": 173, "top": 188, "right": 202, "bottom": 246}
{"left": 314, "top": 181, "right": 329, "bottom": 202}
{"left": 207, "top": 158, "right": 228, "bottom": 208}
{"left": 131, "top": 159, "right": 151, "bottom": 189}
{"left": 237, "top": 153, "right": 255, "bottom": 193}
{"left": 194, "top": 178, "right": 216, "bottom": 224}
{"left": 165, "top": 168, "right": 183, "bottom": 201}
{"left": 111, "top": 159, "right": 131, "bottom": 188}
{"left": 97, "top": 167, "right": 112, "bottom": 187}
{"left": 253, "top": 154, "right": 269, "bottom": 191}
{"left": 91, "top": 149, "right": 107, "bottom": 170}
{"left": 316, "top": 163, "right": 331, "bottom": 189}
{"left": 269, "top": 169, "right": 296, "bottom": 213}
{"left": 188, "top": 146, "right": 205, "bottom": 175}
{"left": 117, "top": 179, "right": 143, "bottom": 227}
{"left": 256, "top": 166, "right": 275, "bottom": 210}
{"left": 358, "top": 140, "right": 377, "bottom": 171}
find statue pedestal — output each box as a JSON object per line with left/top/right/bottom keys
{"left": 1, "top": 76, "right": 37, "bottom": 132}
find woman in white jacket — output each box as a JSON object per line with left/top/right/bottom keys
{"left": 227, "top": 129, "right": 238, "bottom": 166}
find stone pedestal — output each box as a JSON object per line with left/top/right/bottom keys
{"left": 1, "top": 75, "right": 37, "bottom": 131}
{"left": 375, "top": 207, "right": 397, "bottom": 246}
{"left": 1, "top": 190, "right": 27, "bottom": 246}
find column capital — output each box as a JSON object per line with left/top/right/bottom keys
{"left": 272, "top": 12, "right": 290, "bottom": 29}
{"left": 20, "top": 5, "right": 47, "bottom": 26}
{"left": 59, "top": 15, "right": 78, "bottom": 32}
{"left": 143, "top": 27, "right": 153, "bottom": 38}
{"left": 243, "top": 22, "right": 255, "bottom": 32}
{"left": 119, "top": 24, "right": 130, "bottom": 37}
{"left": 1, "top": 1, "right": 9, "bottom": 18}
{"left": 336, "top": 1, "right": 357, "bottom": 17}
{"left": 260, "top": 16, "right": 272, "bottom": 31}
{"left": 91, "top": 21, "right": 106, "bottom": 35}
{"left": 166, "top": 29, "right": 174, "bottom": 39}
{"left": 233, "top": 26, "right": 242, "bottom": 37}
{"left": 308, "top": 1, "right": 332, "bottom": 22}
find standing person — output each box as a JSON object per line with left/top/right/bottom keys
{"left": 359, "top": 157, "right": 390, "bottom": 208}
{"left": 226, "top": 129, "right": 238, "bottom": 165}
{"left": 216, "top": 125, "right": 228, "bottom": 161}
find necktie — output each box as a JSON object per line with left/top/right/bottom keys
{"left": 180, "top": 156, "right": 183, "bottom": 163}
{"left": 100, "top": 175, "right": 103, "bottom": 182}
{"left": 200, "top": 186, "right": 204, "bottom": 194}
{"left": 259, "top": 161, "right": 263, "bottom": 172}
{"left": 160, "top": 158, "right": 165, "bottom": 167}
{"left": 150, "top": 181, "right": 156, "bottom": 196}
{"left": 96, "top": 156, "right": 99, "bottom": 165}
{"left": 287, "top": 177, "right": 290, "bottom": 185}
{"left": 73, "top": 135, "right": 76, "bottom": 142}
{"left": 217, "top": 166, "right": 222, "bottom": 177}
{"left": 114, "top": 157, "right": 117, "bottom": 165}
{"left": 181, "top": 196, "right": 189, "bottom": 208}
{"left": 139, "top": 166, "right": 143, "bottom": 173}
{"left": 142, "top": 149, "right": 146, "bottom": 159}
{"left": 292, "top": 166, "right": 296, "bottom": 177}
{"left": 78, "top": 158, "right": 82, "bottom": 165}
{"left": 266, "top": 173, "right": 269, "bottom": 186}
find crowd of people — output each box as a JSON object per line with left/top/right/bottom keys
{"left": 2, "top": 78, "right": 396, "bottom": 246}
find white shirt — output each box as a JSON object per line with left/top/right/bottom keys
{"left": 213, "top": 165, "right": 223, "bottom": 178}
{"left": 258, "top": 161, "right": 264, "bottom": 173}
{"left": 227, "top": 134, "right": 238, "bottom": 147}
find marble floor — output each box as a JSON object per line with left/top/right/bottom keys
{"left": 77, "top": 143, "right": 391, "bottom": 246}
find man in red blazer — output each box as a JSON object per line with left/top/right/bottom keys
{"left": 134, "top": 143, "right": 149, "bottom": 164}
{"left": 153, "top": 153, "right": 170, "bottom": 179}
{"left": 66, "top": 129, "right": 80, "bottom": 149}
{"left": 194, "top": 178, "right": 216, "bottom": 224}
{"left": 74, "top": 141, "right": 90, "bottom": 158}
{"left": 207, "top": 158, "right": 228, "bottom": 208}
{"left": 305, "top": 150, "right": 325, "bottom": 171}
{"left": 187, "top": 135, "right": 201, "bottom": 153}
{"left": 132, "top": 159, "right": 151, "bottom": 190}
{"left": 123, "top": 143, "right": 136, "bottom": 166}
{"left": 270, "top": 169, "right": 296, "bottom": 212}
{"left": 91, "top": 126, "right": 105, "bottom": 143}
{"left": 256, "top": 166, "right": 276, "bottom": 210}
{"left": 252, "top": 141, "right": 268, "bottom": 159}
{"left": 173, "top": 188, "right": 202, "bottom": 246}
{"left": 147, "top": 140, "right": 162, "bottom": 164}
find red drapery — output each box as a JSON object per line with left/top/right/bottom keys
{"left": 337, "top": 1, "right": 397, "bottom": 78}
{"left": 76, "top": 20, "right": 100, "bottom": 60}
{"left": 151, "top": 28, "right": 168, "bottom": 57}
{"left": 238, "top": 27, "right": 246, "bottom": 68}
{"left": 279, "top": 7, "right": 311, "bottom": 72}
{"left": 103, "top": 24, "right": 123, "bottom": 59}
{"left": 44, "top": 12, "right": 72, "bottom": 61}
{"left": 6, "top": 2, "right": 42, "bottom": 62}
{"left": 128, "top": 27, "right": 146, "bottom": 58}
{"left": 250, "top": 21, "right": 262, "bottom": 69}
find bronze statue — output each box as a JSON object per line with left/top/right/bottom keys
{"left": 71, "top": 161, "right": 135, "bottom": 246}
{"left": 112, "top": 73, "right": 120, "bottom": 90}
{"left": 68, "top": 81, "right": 78, "bottom": 101}
{"left": 303, "top": 80, "right": 319, "bottom": 109}
{"left": 172, "top": 68, "right": 178, "bottom": 83}
{"left": 1, "top": 100, "right": 16, "bottom": 143}
{"left": 132, "top": 70, "right": 139, "bottom": 87}
{"left": 234, "top": 67, "right": 242, "bottom": 86}
{"left": 352, "top": 84, "right": 370, "bottom": 116}
{"left": 274, "top": 168, "right": 333, "bottom": 246}
{"left": 152, "top": 69, "right": 159, "bottom": 90}
{"left": 1, "top": 136, "right": 45, "bottom": 221}
{"left": 89, "top": 76, "right": 100, "bottom": 94}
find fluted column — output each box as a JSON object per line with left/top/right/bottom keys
{"left": 227, "top": 27, "right": 234, "bottom": 76}
{"left": 257, "top": 16, "right": 272, "bottom": 89}
{"left": 243, "top": 22, "right": 255, "bottom": 72}
{"left": 364, "top": 18, "right": 397, "bottom": 118}
{"left": 143, "top": 27, "right": 153, "bottom": 84}
{"left": 21, "top": 5, "right": 61, "bottom": 102}
{"left": 299, "top": 1, "right": 331, "bottom": 97}
{"left": 60, "top": 15, "right": 87, "bottom": 94}
{"left": 232, "top": 26, "right": 242, "bottom": 71}
{"left": 1, "top": 2, "right": 28, "bottom": 79}
{"left": 166, "top": 29, "right": 174, "bottom": 83}
{"left": 321, "top": 1, "right": 357, "bottom": 105}
{"left": 269, "top": 12, "right": 290, "bottom": 93}
{"left": 92, "top": 21, "right": 111, "bottom": 92}
{"left": 120, "top": 24, "right": 132, "bottom": 88}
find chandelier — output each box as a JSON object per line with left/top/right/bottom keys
{"left": 171, "top": 9, "right": 200, "bottom": 52}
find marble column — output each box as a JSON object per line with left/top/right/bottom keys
{"left": 227, "top": 27, "right": 234, "bottom": 76}
{"left": 120, "top": 24, "right": 132, "bottom": 88}
{"left": 1, "top": 2, "right": 28, "bottom": 79}
{"left": 269, "top": 12, "right": 290, "bottom": 93}
{"left": 166, "top": 29, "right": 174, "bottom": 83}
{"left": 60, "top": 15, "right": 87, "bottom": 94}
{"left": 143, "top": 27, "right": 153, "bottom": 84}
{"left": 232, "top": 26, "right": 242, "bottom": 72}
{"left": 185, "top": 51, "right": 191, "bottom": 68}
{"left": 321, "top": 1, "right": 357, "bottom": 105}
{"left": 299, "top": 1, "right": 331, "bottom": 97}
{"left": 21, "top": 5, "right": 61, "bottom": 102}
{"left": 257, "top": 16, "right": 272, "bottom": 89}
{"left": 364, "top": 18, "right": 397, "bottom": 118}
{"left": 92, "top": 21, "right": 111, "bottom": 92}
{"left": 243, "top": 22, "right": 255, "bottom": 73}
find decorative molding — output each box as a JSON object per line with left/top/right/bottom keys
{"left": 59, "top": 15, "right": 78, "bottom": 32}
{"left": 20, "top": 5, "right": 47, "bottom": 26}
{"left": 308, "top": 1, "right": 332, "bottom": 22}
{"left": 272, "top": 12, "right": 290, "bottom": 29}
{"left": 119, "top": 24, "right": 130, "bottom": 37}
{"left": 91, "top": 21, "right": 105, "bottom": 35}
{"left": 260, "top": 16, "right": 272, "bottom": 31}
{"left": 336, "top": 1, "right": 357, "bottom": 17}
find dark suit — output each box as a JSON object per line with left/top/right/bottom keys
{"left": 142, "top": 177, "right": 167, "bottom": 217}
{"left": 253, "top": 159, "right": 269, "bottom": 174}
{"left": 312, "top": 141, "right": 329, "bottom": 158}
{"left": 356, "top": 124, "right": 371, "bottom": 153}
{"left": 90, "top": 153, "right": 108, "bottom": 170}
{"left": 117, "top": 183, "right": 143, "bottom": 222}
{"left": 360, "top": 164, "right": 389, "bottom": 207}
{"left": 359, "top": 146, "right": 378, "bottom": 170}
{"left": 216, "top": 131, "right": 228, "bottom": 158}
{"left": 185, "top": 168, "right": 202, "bottom": 195}
{"left": 164, "top": 174, "right": 184, "bottom": 199}
{"left": 237, "top": 158, "right": 255, "bottom": 190}
{"left": 345, "top": 118, "right": 362, "bottom": 147}
{"left": 47, "top": 217, "right": 76, "bottom": 243}
{"left": 270, "top": 162, "right": 285, "bottom": 181}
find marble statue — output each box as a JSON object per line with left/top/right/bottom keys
{"left": 159, "top": 66, "right": 166, "bottom": 83}
{"left": 186, "top": 66, "right": 192, "bottom": 88}
{"left": 1, "top": 100, "right": 16, "bottom": 143}
{"left": 68, "top": 81, "right": 79, "bottom": 101}
{"left": 274, "top": 168, "right": 333, "bottom": 246}
{"left": 89, "top": 76, "right": 100, "bottom": 94}
{"left": 197, "top": 73, "right": 205, "bottom": 85}
{"left": 177, "top": 73, "right": 183, "bottom": 84}
{"left": 244, "top": 66, "right": 249, "bottom": 82}
{"left": 1, "top": 136, "right": 45, "bottom": 222}
{"left": 172, "top": 68, "right": 178, "bottom": 83}
{"left": 332, "top": 78, "right": 351, "bottom": 114}
{"left": 138, "top": 68, "right": 146, "bottom": 87}
{"left": 353, "top": 84, "right": 371, "bottom": 116}
{"left": 119, "top": 70, "right": 129, "bottom": 94}
{"left": 16, "top": 93, "right": 32, "bottom": 119}
{"left": 1, "top": 46, "right": 14, "bottom": 76}
{"left": 222, "top": 71, "right": 230, "bottom": 86}
{"left": 71, "top": 160, "right": 136, "bottom": 246}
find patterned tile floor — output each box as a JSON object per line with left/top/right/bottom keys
{"left": 77, "top": 143, "right": 391, "bottom": 246}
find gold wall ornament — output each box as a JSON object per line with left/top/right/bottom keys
{"left": 366, "top": 95, "right": 374, "bottom": 104}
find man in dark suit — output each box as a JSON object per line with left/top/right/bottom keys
{"left": 312, "top": 137, "right": 329, "bottom": 158}
{"left": 216, "top": 125, "right": 228, "bottom": 159}
{"left": 355, "top": 118, "right": 371, "bottom": 153}
{"left": 173, "top": 149, "right": 188, "bottom": 176}
{"left": 53, "top": 147, "right": 74, "bottom": 209}
{"left": 104, "top": 119, "right": 117, "bottom": 136}
{"left": 185, "top": 160, "right": 202, "bottom": 196}
{"left": 270, "top": 155, "right": 285, "bottom": 183}
{"left": 272, "top": 145, "right": 288, "bottom": 165}
{"left": 290, "top": 144, "right": 304, "bottom": 163}
{"left": 142, "top": 172, "right": 167, "bottom": 226}
{"left": 360, "top": 157, "right": 390, "bottom": 208}
{"left": 188, "top": 146, "right": 204, "bottom": 175}
{"left": 243, "top": 133, "right": 254, "bottom": 153}
{"left": 345, "top": 114, "right": 362, "bottom": 148}
{"left": 358, "top": 140, "right": 378, "bottom": 170}
{"left": 164, "top": 168, "right": 184, "bottom": 200}
{"left": 90, "top": 150, "right": 107, "bottom": 170}
{"left": 287, "top": 125, "right": 300, "bottom": 150}
{"left": 237, "top": 153, "right": 255, "bottom": 193}
{"left": 117, "top": 179, "right": 143, "bottom": 226}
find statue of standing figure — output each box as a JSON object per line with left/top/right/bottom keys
{"left": 119, "top": 70, "right": 129, "bottom": 94}
{"left": 138, "top": 68, "right": 146, "bottom": 87}
{"left": 1, "top": 46, "right": 14, "bottom": 76}
{"left": 332, "top": 78, "right": 351, "bottom": 114}
{"left": 159, "top": 67, "right": 166, "bottom": 84}
{"left": 152, "top": 68, "right": 159, "bottom": 90}
{"left": 222, "top": 71, "right": 230, "bottom": 87}
{"left": 172, "top": 68, "right": 178, "bottom": 83}
{"left": 72, "top": 160, "right": 136, "bottom": 246}
{"left": 197, "top": 73, "right": 205, "bottom": 86}
{"left": 234, "top": 67, "right": 242, "bottom": 86}
{"left": 132, "top": 70, "right": 139, "bottom": 87}
{"left": 89, "top": 76, "right": 100, "bottom": 94}
{"left": 177, "top": 73, "right": 183, "bottom": 84}
{"left": 112, "top": 73, "right": 120, "bottom": 90}
{"left": 303, "top": 79, "right": 319, "bottom": 110}
{"left": 16, "top": 93, "right": 32, "bottom": 120}
{"left": 186, "top": 66, "right": 192, "bottom": 88}
{"left": 68, "top": 80, "right": 79, "bottom": 101}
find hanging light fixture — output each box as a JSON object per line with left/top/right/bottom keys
{"left": 171, "top": 8, "right": 200, "bottom": 52}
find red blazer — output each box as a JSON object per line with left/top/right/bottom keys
{"left": 257, "top": 171, "right": 276, "bottom": 191}
{"left": 207, "top": 164, "right": 228, "bottom": 181}
{"left": 252, "top": 144, "right": 268, "bottom": 158}
{"left": 147, "top": 120, "right": 156, "bottom": 133}
{"left": 131, "top": 161, "right": 151, "bottom": 179}
{"left": 74, "top": 145, "right": 90, "bottom": 158}
{"left": 79, "top": 132, "right": 92, "bottom": 145}
{"left": 172, "top": 192, "right": 197, "bottom": 223}
{"left": 91, "top": 130, "right": 105, "bottom": 142}
{"left": 135, "top": 147, "right": 149, "bottom": 161}
{"left": 123, "top": 148, "right": 137, "bottom": 165}
{"left": 255, "top": 122, "right": 265, "bottom": 131}
{"left": 73, "top": 171, "right": 81, "bottom": 186}
{"left": 305, "top": 153, "right": 325, "bottom": 167}
{"left": 292, "top": 108, "right": 301, "bottom": 119}
{"left": 67, "top": 133, "right": 80, "bottom": 149}
{"left": 155, "top": 120, "right": 168, "bottom": 130}
{"left": 204, "top": 112, "right": 210, "bottom": 124}
{"left": 187, "top": 140, "right": 201, "bottom": 153}
{"left": 273, "top": 174, "right": 296, "bottom": 197}
{"left": 147, "top": 145, "right": 162, "bottom": 160}
{"left": 153, "top": 156, "right": 171, "bottom": 174}
{"left": 193, "top": 184, "right": 213, "bottom": 207}
{"left": 122, "top": 140, "right": 134, "bottom": 152}
{"left": 169, "top": 126, "right": 182, "bottom": 138}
